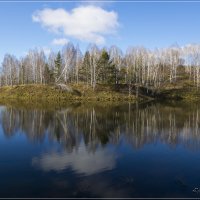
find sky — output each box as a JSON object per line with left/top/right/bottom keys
{"left": 1, "top": 1, "right": 200, "bottom": 63}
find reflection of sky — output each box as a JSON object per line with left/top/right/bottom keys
{"left": 32, "top": 143, "right": 116, "bottom": 175}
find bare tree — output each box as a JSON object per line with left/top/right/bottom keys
{"left": 88, "top": 44, "right": 100, "bottom": 90}
{"left": 58, "top": 42, "right": 77, "bottom": 84}
{"left": 109, "top": 45, "right": 123, "bottom": 84}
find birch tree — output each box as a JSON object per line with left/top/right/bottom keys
{"left": 59, "top": 43, "right": 77, "bottom": 83}
{"left": 89, "top": 44, "right": 100, "bottom": 90}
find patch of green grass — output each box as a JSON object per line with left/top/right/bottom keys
{"left": 2, "top": 80, "right": 200, "bottom": 105}
{"left": 0, "top": 84, "right": 137, "bottom": 103}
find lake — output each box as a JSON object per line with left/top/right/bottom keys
{"left": 0, "top": 101, "right": 200, "bottom": 198}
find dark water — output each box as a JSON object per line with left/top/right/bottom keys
{"left": 0, "top": 101, "right": 200, "bottom": 198}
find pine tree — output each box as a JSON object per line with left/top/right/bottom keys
{"left": 79, "top": 51, "right": 91, "bottom": 85}
{"left": 98, "top": 50, "right": 116, "bottom": 84}
{"left": 44, "top": 64, "right": 54, "bottom": 84}
{"left": 54, "top": 51, "right": 62, "bottom": 82}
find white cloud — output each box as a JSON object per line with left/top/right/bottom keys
{"left": 32, "top": 145, "right": 116, "bottom": 175}
{"left": 52, "top": 38, "right": 69, "bottom": 46}
{"left": 32, "top": 5, "right": 119, "bottom": 45}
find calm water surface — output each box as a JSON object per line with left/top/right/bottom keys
{"left": 0, "top": 101, "right": 200, "bottom": 198}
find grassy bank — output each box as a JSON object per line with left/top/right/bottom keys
{"left": 0, "top": 80, "right": 200, "bottom": 106}
{"left": 0, "top": 84, "right": 140, "bottom": 103}
{"left": 155, "top": 80, "right": 200, "bottom": 102}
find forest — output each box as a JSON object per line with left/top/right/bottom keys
{"left": 1, "top": 43, "right": 200, "bottom": 98}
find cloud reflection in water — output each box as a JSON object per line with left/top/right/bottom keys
{"left": 32, "top": 144, "right": 116, "bottom": 175}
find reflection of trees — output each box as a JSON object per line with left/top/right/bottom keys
{"left": 1, "top": 102, "right": 200, "bottom": 151}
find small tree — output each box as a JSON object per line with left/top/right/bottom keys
{"left": 97, "top": 50, "right": 116, "bottom": 84}
{"left": 44, "top": 64, "right": 54, "bottom": 84}
{"left": 54, "top": 52, "right": 62, "bottom": 82}
{"left": 79, "top": 51, "right": 91, "bottom": 86}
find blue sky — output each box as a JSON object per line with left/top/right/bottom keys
{"left": 1, "top": 1, "right": 200, "bottom": 63}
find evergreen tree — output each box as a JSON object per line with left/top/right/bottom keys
{"left": 98, "top": 50, "right": 116, "bottom": 84}
{"left": 44, "top": 64, "right": 54, "bottom": 84}
{"left": 54, "top": 51, "right": 62, "bottom": 82}
{"left": 79, "top": 51, "right": 91, "bottom": 85}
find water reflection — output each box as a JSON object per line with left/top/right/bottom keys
{"left": 32, "top": 143, "right": 116, "bottom": 175}
{"left": 1, "top": 102, "right": 200, "bottom": 150}
{"left": 1, "top": 102, "right": 200, "bottom": 198}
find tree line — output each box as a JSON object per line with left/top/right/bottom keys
{"left": 1, "top": 43, "right": 200, "bottom": 90}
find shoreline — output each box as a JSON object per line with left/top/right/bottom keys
{"left": 0, "top": 84, "right": 200, "bottom": 107}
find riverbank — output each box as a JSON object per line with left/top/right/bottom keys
{"left": 0, "top": 84, "right": 140, "bottom": 103}
{"left": 0, "top": 82, "right": 200, "bottom": 105}
{"left": 154, "top": 80, "right": 200, "bottom": 102}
